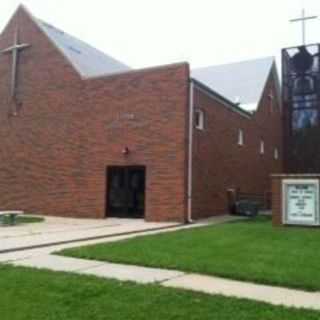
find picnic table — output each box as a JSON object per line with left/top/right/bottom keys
{"left": 0, "top": 211, "right": 24, "bottom": 225}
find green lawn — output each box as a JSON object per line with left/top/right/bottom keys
{"left": 0, "top": 265, "right": 319, "bottom": 320}
{"left": 60, "top": 216, "right": 320, "bottom": 292}
{"left": 0, "top": 215, "right": 44, "bottom": 226}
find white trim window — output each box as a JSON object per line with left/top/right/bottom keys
{"left": 195, "top": 109, "right": 205, "bottom": 130}
{"left": 274, "top": 148, "right": 279, "bottom": 160}
{"left": 238, "top": 129, "right": 244, "bottom": 146}
{"left": 260, "top": 140, "right": 265, "bottom": 155}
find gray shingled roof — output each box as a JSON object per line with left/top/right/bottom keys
{"left": 35, "top": 19, "right": 131, "bottom": 78}
{"left": 192, "top": 57, "right": 276, "bottom": 112}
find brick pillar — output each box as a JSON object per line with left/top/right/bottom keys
{"left": 271, "top": 176, "right": 282, "bottom": 226}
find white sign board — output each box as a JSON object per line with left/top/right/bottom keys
{"left": 283, "top": 179, "right": 320, "bottom": 226}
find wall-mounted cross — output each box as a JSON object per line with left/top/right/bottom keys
{"left": 290, "top": 9, "right": 318, "bottom": 45}
{"left": 0, "top": 28, "right": 30, "bottom": 101}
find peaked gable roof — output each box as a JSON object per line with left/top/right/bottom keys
{"left": 15, "top": 5, "right": 131, "bottom": 79}
{"left": 35, "top": 19, "right": 131, "bottom": 79}
{"left": 192, "top": 57, "right": 278, "bottom": 112}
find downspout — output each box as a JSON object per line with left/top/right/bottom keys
{"left": 187, "top": 80, "right": 194, "bottom": 223}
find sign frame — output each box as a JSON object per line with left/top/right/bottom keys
{"left": 282, "top": 179, "right": 320, "bottom": 226}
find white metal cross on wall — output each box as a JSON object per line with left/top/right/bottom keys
{"left": 0, "top": 28, "right": 30, "bottom": 100}
{"left": 290, "top": 9, "right": 318, "bottom": 45}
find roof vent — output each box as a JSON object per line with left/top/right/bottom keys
{"left": 68, "top": 46, "right": 81, "bottom": 54}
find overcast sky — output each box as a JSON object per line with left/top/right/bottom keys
{"left": 1, "top": 0, "right": 320, "bottom": 70}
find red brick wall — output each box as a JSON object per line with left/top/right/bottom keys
{"left": 0, "top": 7, "right": 189, "bottom": 222}
{"left": 192, "top": 72, "right": 283, "bottom": 219}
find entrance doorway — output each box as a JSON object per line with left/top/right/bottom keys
{"left": 107, "top": 166, "right": 146, "bottom": 218}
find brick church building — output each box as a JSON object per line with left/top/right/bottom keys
{"left": 0, "top": 6, "right": 283, "bottom": 222}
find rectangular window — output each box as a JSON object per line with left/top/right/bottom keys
{"left": 269, "top": 90, "right": 275, "bottom": 113}
{"left": 195, "top": 109, "right": 204, "bottom": 130}
{"left": 260, "top": 140, "right": 265, "bottom": 154}
{"left": 238, "top": 129, "right": 244, "bottom": 146}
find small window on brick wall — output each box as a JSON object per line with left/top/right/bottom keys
{"left": 274, "top": 148, "right": 279, "bottom": 160}
{"left": 195, "top": 109, "right": 204, "bottom": 130}
{"left": 238, "top": 129, "right": 244, "bottom": 146}
{"left": 268, "top": 90, "right": 275, "bottom": 113}
{"left": 260, "top": 140, "right": 265, "bottom": 155}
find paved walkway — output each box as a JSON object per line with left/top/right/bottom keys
{"left": 0, "top": 216, "right": 180, "bottom": 253}
{"left": 164, "top": 274, "right": 320, "bottom": 311}
{"left": 12, "top": 255, "right": 185, "bottom": 284}
{"left": 0, "top": 214, "right": 240, "bottom": 254}
{"left": 0, "top": 215, "right": 241, "bottom": 262}
{"left": 3, "top": 214, "right": 319, "bottom": 311}
{"left": 9, "top": 254, "right": 320, "bottom": 311}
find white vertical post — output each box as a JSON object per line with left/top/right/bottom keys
{"left": 302, "top": 9, "right": 306, "bottom": 45}
{"left": 187, "top": 81, "right": 194, "bottom": 223}
{"left": 290, "top": 9, "right": 318, "bottom": 45}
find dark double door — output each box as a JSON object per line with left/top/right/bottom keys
{"left": 107, "top": 166, "right": 145, "bottom": 218}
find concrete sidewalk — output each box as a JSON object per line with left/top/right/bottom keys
{"left": 164, "top": 274, "right": 320, "bottom": 311}
{"left": 0, "top": 214, "right": 241, "bottom": 254}
{"left": 0, "top": 216, "right": 180, "bottom": 253}
{"left": 9, "top": 254, "right": 320, "bottom": 311}
{"left": 12, "top": 254, "right": 185, "bottom": 284}
{"left": 3, "top": 214, "right": 318, "bottom": 311}
{"left": 0, "top": 215, "right": 242, "bottom": 262}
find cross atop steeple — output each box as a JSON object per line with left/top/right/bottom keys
{"left": 0, "top": 28, "right": 30, "bottom": 101}
{"left": 290, "top": 9, "right": 318, "bottom": 45}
